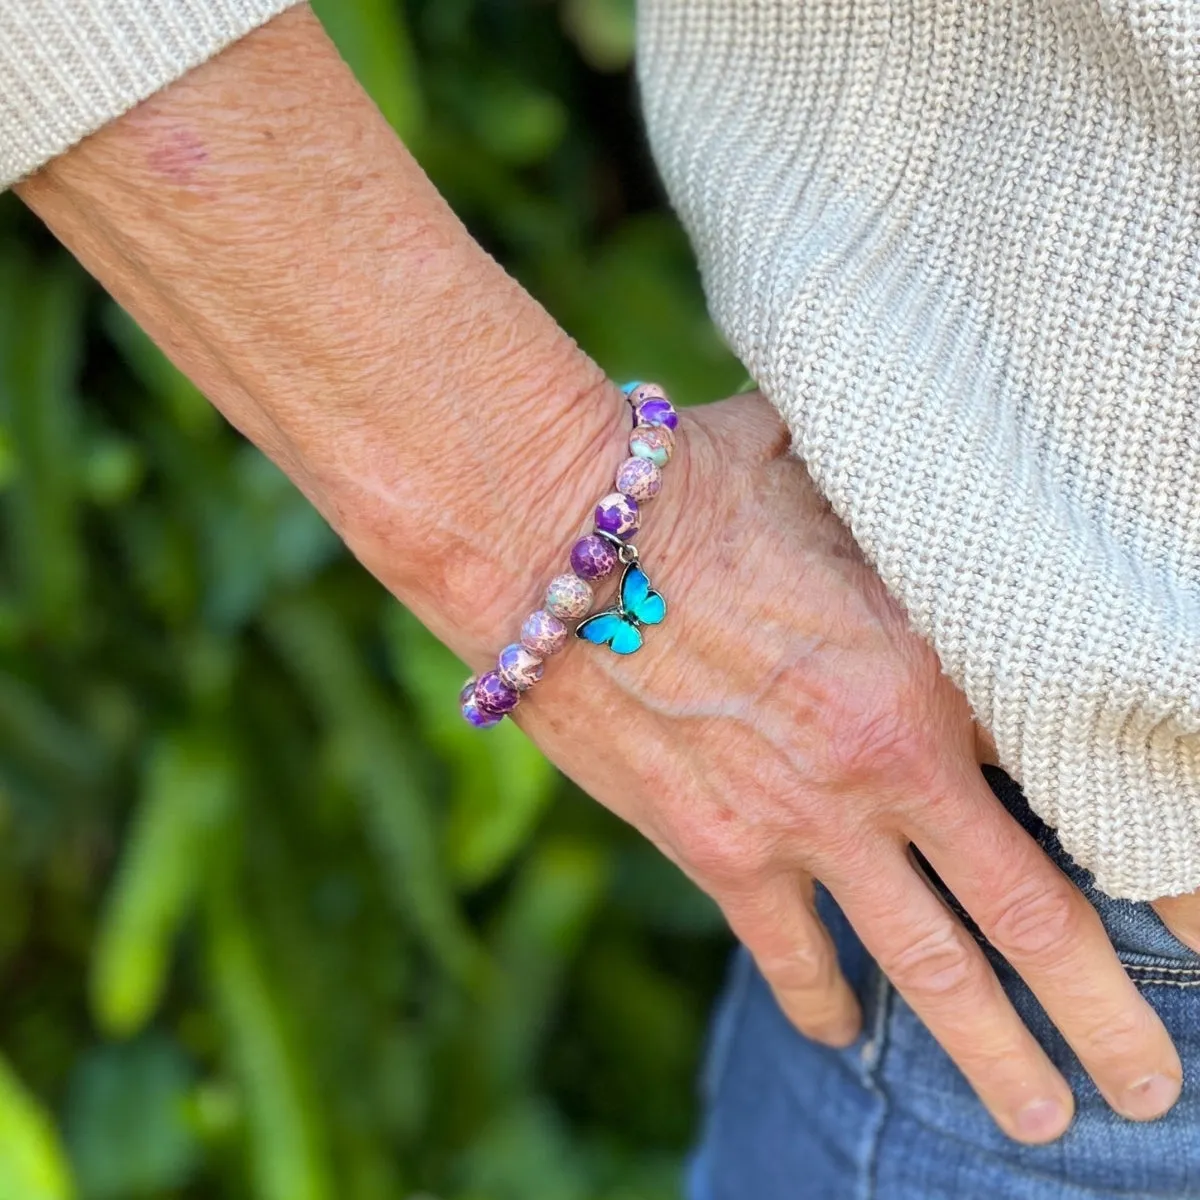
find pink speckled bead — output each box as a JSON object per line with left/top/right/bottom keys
{"left": 497, "top": 642, "right": 544, "bottom": 691}
{"left": 594, "top": 492, "right": 640, "bottom": 540}
{"left": 521, "top": 609, "right": 568, "bottom": 657}
{"left": 545, "top": 573, "right": 593, "bottom": 620}
{"left": 615, "top": 456, "right": 662, "bottom": 502}
{"left": 629, "top": 424, "right": 674, "bottom": 468}
{"left": 626, "top": 382, "right": 669, "bottom": 407}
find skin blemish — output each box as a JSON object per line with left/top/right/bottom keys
{"left": 146, "top": 128, "right": 209, "bottom": 185}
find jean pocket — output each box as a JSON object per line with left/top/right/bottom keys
{"left": 1098, "top": 907, "right": 1200, "bottom": 985}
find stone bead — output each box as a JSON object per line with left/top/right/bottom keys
{"left": 635, "top": 396, "right": 679, "bottom": 430}
{"left": 497, "top": 642, "right": 544, "bottom": 691}
{"left": 625, "top": 381, "right": 669, "bottom": 406}
{"left": 521, "top": 609, "right": 568, "bottom": 657}
{"left": 460, "top": 676, "right": 502, "bottom": 727}
{"left": 474, "top": 670, "right": 520, "bottom": 716}
{"left": 545, "top": 573, "right": 594, "bottom": 620}
{"left": 615, "top": 456, "right": 662, "bottom": 503}
{"left": 570, "top": 533, "right": 619, "bottom": 581}
{"left": 594, "top": 492, "right": 641, "bottom": 540}
{"left": 629, "top": 423, "right": 674, "bottom": 468}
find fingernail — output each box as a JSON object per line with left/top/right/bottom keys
{"left": 1119, "top": 1073, "right": 1181, "bottom": 1121}
{"left": 1015, "top": 1098, "right": 1069, "bottom": 1142}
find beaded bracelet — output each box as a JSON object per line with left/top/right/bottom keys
{"left": 460, "top": 381, "right": 678, "bottom": 727}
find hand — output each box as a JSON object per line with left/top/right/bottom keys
{"left": 444, "top": 391, "right": 1180, "bottom": 1145}
{"left": 19, "top": 5, "right": 1181, "bottom": 1149}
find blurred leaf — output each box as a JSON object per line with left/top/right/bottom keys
{"left": 101, "top": 305, "right": 218, "bottom": 439}
{"left": 0, "top": 426, "right": 17, "bottom": 490}
{"left": 384, "top": 608, "right": 558, "bottom": 889}
{"left": 466, "top": 75, "right": 567, "bottom": 166}
{"left": 91, "top": 731, "right": 239, "bottom": 1038}
{"left": 611, "top": 842, "right": 725, "bottom": 935}
{"left": 482, "top": 837, "right": 608, "bottom": 1094}
{"left": 0, "top": 255, "right": 88, "bottom": 641}
{"left": 561, "top": 0, "right": 636, "bottom": 71}
{"left": 456, "top": 1099, "right": 588, "bottom": 1200}
{"left": 81, "top": 435, "right": 144, "bottom": 507}
{"left": 266, "top": 595, "right": 480, "bottom": 982}
{"left": 446, "top": 721, "right": 557, "bottom": 888}
{"left": 206, "top": 881, "right": 333, "bottom": 1200}
{"left": 65, "top": 1034, "right": 198, "bottom": 1199}
{"left": 0, "top": 1052, "right": 75, "bottom": 1200}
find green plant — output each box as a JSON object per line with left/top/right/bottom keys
{"left": 0, "top": 3, "right": 742, "bottom": 1196}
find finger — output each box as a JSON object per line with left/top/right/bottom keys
{"left": 833, "top": 851, "right": 1076, "bottom": 1144}
{"left": 1152, "top": 890, "right": 1200, "bottom": 954}
{"left": 719, "top": 873, "right": 862, "bottom": 1047}
{"left": 917, "top": 779, "right": 1182, "bottom": 1124}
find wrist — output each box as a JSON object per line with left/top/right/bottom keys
{"left": 334, "top": 360, "right": 633, "bottom": 665}
{"left": 16, "top": 4, "right": 636, "bottom": 666}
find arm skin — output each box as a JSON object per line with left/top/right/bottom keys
{"left": 17, "top": 4, "right": 1193, "bottom": 1142}
{"left": 17, "top": 5, "right": 626, "bottom": 665}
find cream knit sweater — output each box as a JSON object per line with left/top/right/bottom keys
{"left": 4, "top": 1, "right": 1200, "bottom": 899}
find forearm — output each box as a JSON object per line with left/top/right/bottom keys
{"left": 15, "top": 4, "right": 626, "bottom": 662}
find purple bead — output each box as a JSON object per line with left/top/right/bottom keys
{"left": 594, "top": 492, "right": 640, "bottom": 540}
{"left": 460, "top": 676, "right": 502, "bottom": 727}
{"left": 521, "top": 609, "right": 568, "bottom": 657}
{"left": 570, "top": 534, "right": 619, "bottom": 581}
{"left": 497, "top": 642, "right": 544, "bottom": 691}
{"left": 615, "top": 456, "right": 662, "bottom": 502}
{"left": 635, "top": 396, "right": 678, "bottom": 430}
{"left": 474, "top": 670, "right": 520, "bottom": 716}
{"left": 627, "top": 383, "right": 667, "bottom": 426}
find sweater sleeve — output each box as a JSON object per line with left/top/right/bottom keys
{"left": 0, "top": 0, "right": 304, "bottom": 188}
{"left": 637, "top": 0, "right": 1200, "bottom": 900}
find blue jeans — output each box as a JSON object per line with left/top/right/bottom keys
{"left": 690, "top": 768, "right": 1200, "bottom": 1199}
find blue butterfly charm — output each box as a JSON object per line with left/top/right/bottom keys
{"left": 575, "top": 561, "right": 667, "bottom": 655}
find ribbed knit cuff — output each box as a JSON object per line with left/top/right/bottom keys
{"left": 1, "top": 0, "right": 305, "bottom": 188}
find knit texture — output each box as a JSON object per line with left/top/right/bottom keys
{"left": 0, "top": 0, "right": 301, "bottom": 188}
{"left": 639, "top": 0, "right": 1200, "bottom": 899}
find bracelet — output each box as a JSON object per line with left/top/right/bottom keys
{"left": 460, "top": 381, "right": 678, "bottom": 727}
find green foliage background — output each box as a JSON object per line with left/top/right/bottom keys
{"left": 0, "top": 1, "right": 747, "bottom": 1196}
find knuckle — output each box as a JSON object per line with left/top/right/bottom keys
{"left": 886, "top": 923, "right": 977, "bottom": 1002}
{"left": 759, "top": 941, "right": 832, "bottom": 996}
{"left": 821, "top": 686, "right": 932, "bottom": 787}
{"left": 1078, "top": 1002, "right": 1159, "bottom": 1056}
{"left": 672, "top": 814, "right": 773, "bottom": 890}
{"left": 986, "top": 877, "right": 1084, "bottom": 965}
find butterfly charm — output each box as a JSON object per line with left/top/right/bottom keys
{"left": 575, "top": 560, "right": 667, "bottom": 655}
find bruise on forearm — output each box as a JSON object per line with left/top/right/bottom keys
{"left": 16, "top": 4, "right": 624, "bottom": 656}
